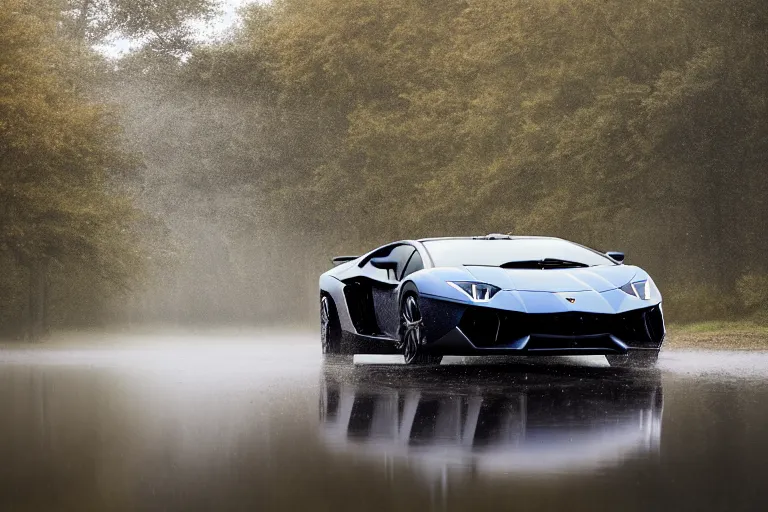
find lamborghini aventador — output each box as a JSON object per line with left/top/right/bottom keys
{"left": 319, "top": 235, "right": 664, "bottom": 367}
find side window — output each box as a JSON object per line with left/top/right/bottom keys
{"left": 401, "top": 251, "right": 424, "bottom": 280}
{"left": 388, "top": 245, "right": 416, "bottom": 281}
{"left": 360, "top": 244, "right": 418, "bottom": 281}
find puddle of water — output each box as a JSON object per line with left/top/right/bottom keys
{"left": 1, "top": 334, "right": 767, "bottom": 511}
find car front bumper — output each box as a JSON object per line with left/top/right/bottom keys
{"left": 419, "top": 296, "right": 665, "bottom": 356}
{"left": 426, "top": 327, "right": 663, "bottom": 356}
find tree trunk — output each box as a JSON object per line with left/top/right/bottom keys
{"left": 26, "top": 260, "right": 49, "bottom": 342}
{"left": 76, "top": 0, "right": 91, "bottom": 41}
{"left": 705, "top": 163, "right": 731, "bottom": 293}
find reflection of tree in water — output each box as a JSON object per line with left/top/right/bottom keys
{"left": 320, "top": 365, "right": 663, "bottom": 482}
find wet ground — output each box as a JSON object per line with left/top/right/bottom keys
{"left": 1, "top": 332, "right": 768, "bottom": 511}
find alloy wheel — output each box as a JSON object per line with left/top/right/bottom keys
{"left": 320, "top": 295, "right": 331, "bottom": 354}
{"left": 401, "top": 295, "right": 423, "bottom": 364}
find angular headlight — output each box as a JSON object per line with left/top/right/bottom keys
{"left": 620, "top": 278, "right": 655, "bottom": 300}
{"left": 447, "top": 281, "right": 501, "bottom": 302}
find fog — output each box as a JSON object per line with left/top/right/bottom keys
{"left": 5, "top": 3, "right": 768, "bottom": 510}
{"left": 105, "top": 78, "right": 323, "bottom": 326}
{"left": 2, "top": 0, "right": 768, "bottom": 339}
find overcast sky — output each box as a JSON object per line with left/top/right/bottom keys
{"left": 97, "top": 0, "right": 260, "bottom": 57}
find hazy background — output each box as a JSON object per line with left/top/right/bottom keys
{"left": 1, "top": 0, "right": 767, "bottom": 340}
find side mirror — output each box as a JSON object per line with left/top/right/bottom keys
{"left": 606, "top": 251, "right": 625, "bottom": 264}
{"left": 370, "top": 256, "right": 397, "bottom": 270}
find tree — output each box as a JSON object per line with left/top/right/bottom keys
{"left": 64, "top": 0, "right": 217, "bottom": 57}
{"left": 0, "top": 1, "right": 141, "bottom": 339}
{"left": 227, "top": 0, "right": 768, "bottom": 319}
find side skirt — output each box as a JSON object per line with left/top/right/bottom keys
{"left": 344, "top": 332, "right": 400, "bottom": 355}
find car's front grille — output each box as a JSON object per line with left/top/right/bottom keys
{"left": 459, "top": 305, "right": 664, "bottom": 349}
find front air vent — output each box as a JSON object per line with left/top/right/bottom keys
{"left": 458, "top": 308, "right": 501, "bottom": 347}
{"left": 458, "top": 306, "right": 665, "bottom": 348}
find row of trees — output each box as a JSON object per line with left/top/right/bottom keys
{"left": 0, "top": 0, "right": 224, "bottom": 338}
{"left": 215, "top": 0, "right": 768, "bottom": 321}
{"left": 0, "top": 1, "right": 142, "bottom": 338}
{"left": 2, "top": 0, "right": 767, "bottom": 338}
{"left": 1, "top": 0, "right": 317, "bottom": 337}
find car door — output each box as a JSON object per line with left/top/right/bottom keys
{"left": 368, "top": 244, "right": 416, "bottom": 339}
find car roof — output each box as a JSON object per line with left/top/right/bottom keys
{"left": 417, "top": 235, "right": 561, "bottom": 243}
{"left": 356, "top": 235, "right": 568, "bottom": 269}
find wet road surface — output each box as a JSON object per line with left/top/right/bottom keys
{"left": 1, "top": 332, "right": 768, "bottom": 511}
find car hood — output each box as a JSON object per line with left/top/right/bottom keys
{"left": 463, "top": 265, "right": 638, "bottom": 293}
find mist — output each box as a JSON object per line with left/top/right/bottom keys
{"left": 102, "top": 75, "right": 323, "bottom": 327}
{"left": 2, "top": 0, "right": 768, "bottom": 339}
{"left": 5, "top": 3, "right": 768, "bottom": 511}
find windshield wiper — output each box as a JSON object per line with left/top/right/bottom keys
{"left": 500, "top": 258, "right": 590, "bottom": 269}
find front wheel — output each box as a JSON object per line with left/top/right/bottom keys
{"left": 606, "top": 350, "right": 659, "bottom": 368}
{"left": 398, "top": 294, "right": 442, "bottom": 365}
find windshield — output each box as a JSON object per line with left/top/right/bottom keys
{"left": 423, "top": 239, "right": 616, "bottom": 268}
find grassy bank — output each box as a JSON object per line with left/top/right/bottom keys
{"left": 666, "top": 322, "right": 768, "bottom": 350}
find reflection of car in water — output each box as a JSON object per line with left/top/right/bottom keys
{"left": 319, "top": 364, "right": 663, "bottom": 478}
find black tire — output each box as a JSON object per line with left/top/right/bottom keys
{"left": 320, "top": 295, "right": 343, "bottom": 355}
{"left": 606, "top": 350, "right": 659, "bottom": 368}
{"left": 398, "top": 293, "right": 443, "bottom": 365}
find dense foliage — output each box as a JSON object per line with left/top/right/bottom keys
{"left": 0, "top": 0, "right": 143, "bottom": 338}
{"left": 224, "top": 0, "right": 768, "bottom": 322}
{"left": 1, "top": 0, "right": 767, "bottom": 337}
